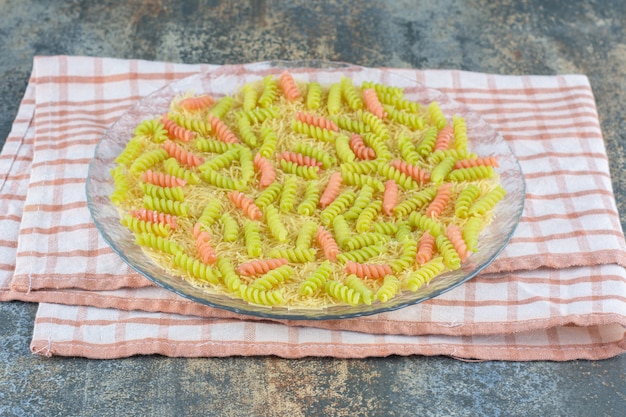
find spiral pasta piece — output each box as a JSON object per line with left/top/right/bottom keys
{"left": 279, "top": 71, "right": 301, "bottom": 101}
{"left": 195, "top": 137, "right": 239, "bottom": 154}
{"left": 433, "top": 124, "right": 454, "bottom": 151}
{"left": 292, "top": 120, "right": 338, "bottom": 143}
{"left": 344, "top": 184, "right": 374, "bottom": 221}
{"left": 208, "top": 96, "right": 234, "bottom": 119}
{"left": 276, "top": 151, "right": 323, "bottom": 168}
{"left": 306, "top": 81, "right": 322, "bottom": 110}
{"left": 324, "top": 280, "right": 361, "bottom": 306}
{"left": 297, "top": 181, "right": 320, "bottom": 216}
{"left": 447, "top": 166, "right": 495, "bottom": 182}
{"left": 360, "top": 112, "right": 389, "bottom": 140}
{"left": 242, "top": 220, "right": 263, "bottom": 257}
{"left": 268, "top": 248, "right": 316, "bottom": 263}
{"left": 237, "top": 257, "right": 288, "bottom": 276}
{"left": 468, "top": 185, "right": 506, "bottom": 216}
{"left": 340, "top": 171, "right": 384, "bottom": 192}
{"left": 454, "top": 156, "right": 499, "bottom": 169}
{"left": 173, "top": 251, "right": 220, "bottom": 284}
{"left": 361, "top": 81, "right": 404, "bottom": 99}
{"left": 362, "top": 132, "right": 392, "bottom": 160}
{"left": 336, "top": 244, "right": 385, "bottom": 264}
{"left": 462, "top": 216, "right": 483, "bottom": 253}
{"left": 349, "top": 134, "right": 376, "bottom": 160}
{"left": 395, "top": 220, "right": 412, "bottom": 242}
{"left": 139, "top": 182, "right": 184, "bottom": 202}
{"left": 161, "top": 114, "right": 196, "bottom": 142}
{"left": 292, "top": 142, "right": 336, "bottom": 169}
{"left": 198, "top": 199, "right": 222, "bottom": 227}
{"left": 316, "top": 225, "right": 340, "bottom": 261}
{"left": 296, "top": 111, "right": 339, "bottom": 132}
{"left": 415, "top": 230, "right": 435, "bottom": 264}
{"left": 340, "top": 160, "right": 379, "bottom": 176}
{"left": 201, "top": 168, "right": 245, "bottom": 190}
{"left": 435, "top": 234, "right": 462, "bottom": 270}
{"left": 279, "top": 175, "right": 299, "bottom": 213}
{"left": 121, "top": 215, "right": 171, "bottom": 237}
{"left": 392, "top": 187, "right": 437, "bottom": 218}
{"left": 192, "top": 222, "right": 217, "bottom": 264}
{"left": 130, "top": 148, "right": 169, "bottom": 174}
{"left": 115, "top": 137, "right": 145, "bottom": 166}
{"left": 355, "top": 200, "right": 382, "bottom": 233}
{"left": 133, "top": 119, "right": 168, "bottom": 143}
{"left": 239, "top": 285, "right": 285, "bottom": 306}
{"left": 162, "top": 139, "right": 204, "bottom": 167}
{"left": 296, "top": 221, "right": 319, "bottom": 250}
{"left": 363, "top": 88, "right": 387, "bottom": 119}
{"left": 235, "top": 112, "right": 259, "bottom": 147}
{"left": 452, "top": 115, "right": 468, "bottom": 151}
{"left": 384, "top": 105, "right": 424, "bottom": 130}
{"left": 377, "top": 163, "right": 418, "bottom": 190}
{"left": 390, "top": 239, "right": 418, "bottom": 273}
{"left": 220, "top": 213, "right": 240, "bottom": 242}
{"left": 241, "top": 83, "right": 259, "bottom": 111}
{"left": 216, "top": 257, "right": 241, "bottom": 291}
{"left": 371, "top": 221, "right": 399, "bottom": 236}
{"left": 263, "top": 204, "right": 289, "bottom": 242}
{"left": 445, "top": 224, "right": 470, "bottom": 261}
{"left": 454, "top": 184, "right": 481, "bottom": 218}
{"left": 228, "top": 190, "right": 263, "bottom": 220}
{"left": 238, "top": 106, "right": 279, "bottom": 124}
{"left": 143, "top": 195, "right": 189, "bottom": 217}
{"left": 135, "top": 233, "right": 182, "bottom": 256}
{"left": 415, "top": 126, "right": 438, "bottom": 157}
{"left": 428, "top": 148, "right": 476, "bottom": 164}
{"left": 375, "top": 275, "right": 400, "bottom": 302}
{"left": 254, "top": 182, "right": 282, "bottom": 209}
{"left": 430, "top": 156, "right": 457, "bottom": 184}
{"left": 425, "top": 183, "right": 452, "bottom": 218}
{"left": 299, "top": 261, "right": 332, "bottom": 295}
{"left": 253, "top": 153, "right": 276, "bottom": 189}
{"left": 320, "top": 190, "right": 357, "bottom": 225}
{"left": 280, "top": 159, "right": 319, "bottom": 180}
{"left": 409, "top": 212, "right": 444, "bottom": 237}
{"left": 331, "top": 215, "right": 352, "bottom": 250}
{"left": 338, "top": 77, "right": 363, "bottom": 110}
{"left": 250, "top": 264, "right": 295, "bottom": 290}
{"left": 208, "top": 113, "right": 239, "bottom": 144}
{"left": 345, "top": 233, "right": 390, "bottom": 251}
{"left": 395, "top": 134, "right": 421, "bottom": 165}
{"left": 390, "top": 160, "right": 431, "bottom": 185}
{"left": 428, "top": 101, "right": 447, "bottom": 130}
{"left": 258, "top": 122, "right": 278, "bottom": 158}
{"left": 130, "top": 208, "right": 178, "bottom": 229}
{"left": 163, "top": 158, "right": 200, "bottom": 185}
{"left": 405, "top": 257, "right": 445, "bottom": 291}
{"left": 344, "top": 261, "right": 393, "bottom": 279}
{"left": 345, "top": 275, "right": 374, "bottom": 305}
{"left": 319, "top": 172, "right": 343, "bottom": 208}
{"left": 258, "top": 75, "right": 278, "bottom": 108}
{"left": 179, "top": 94, "right": 214, "bottom": 112}
{"left": 327, "top": 82, "right": 342, "bottom": 115}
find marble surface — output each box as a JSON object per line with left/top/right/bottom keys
{"left": 1, "top": 1, "right": 624, "bottom": 416}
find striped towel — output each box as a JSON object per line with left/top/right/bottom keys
{"left": 1, "top": 56, "right": 625, "bottom": 360}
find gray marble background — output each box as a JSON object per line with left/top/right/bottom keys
{"left": 1, "top": 1, "right": 624, "bottom": 416}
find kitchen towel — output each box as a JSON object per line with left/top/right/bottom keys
{"left": 1, "top": 56, "right": 625, "bottom": 360}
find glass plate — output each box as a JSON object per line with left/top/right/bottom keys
{"left": 86, "top": 60, "right": 525, "bottom": 320}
